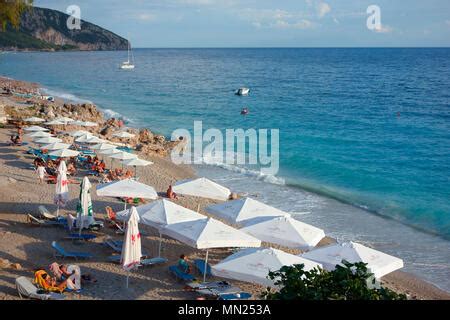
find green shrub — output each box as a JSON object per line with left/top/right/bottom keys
{"left": 262, "top": 261, "right": 407, "bottom": 300}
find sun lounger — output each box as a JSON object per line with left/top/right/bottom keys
{"left": 38, "top": 205, "right": 58, "bottom": 220}
{"left": 16, "top": 277, "right": 65, "bottom": 300}
{"left": 193, "top": 259, "right": 212, "bottom": 277}
{"left": 103, "top": 238, "right": 123, "bottom": 252}
{"left": 217, "top": 292, "right": 252, "bottom": 300}
{"left": 27, "top": 214, "right": 64, "bottom": 227}
{"left": 169, "top": 265, "right": 195, "bottom": 282}
{"left": 140, "top": 257, "right": 168, "bottom": 267}
{"left": 197, "top": 285, "right": 245, "bottom": 298}
{"left": 65, "top": 233, "right": 97, "bottom": 242}
{"left": 51, "top": 241, "right": 93, "bottom": 260}
{"left": 186, "top": 280, "right": 231, "bottom": 291}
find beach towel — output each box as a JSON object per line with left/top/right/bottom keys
{"left": 66, "top": 265, "right": 81, "bottom": 290}
{"left": 34, "top": 270, "right": 66, "bottom": 294}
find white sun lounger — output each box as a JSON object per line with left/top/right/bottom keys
{"left": 38, "top": 205, "right": 57, "bottom": 220}
{"left": 16, "top": 277, "right": 65, "bottom": 300}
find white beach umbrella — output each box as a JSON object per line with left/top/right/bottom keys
{"left": 206, "top": 197, "right": 290, "bottom": 226}
{"left": 172, "top": 177, "right": 231, "bottom": 201}
{"left": 96, "top": 179, "right": 158, "bottom": 209}
{"left": 90, "top": 143, "right": 116, "bottom": 151}
{"left": 23, "top": 116, "right": 45, "bottom": 123}
{"left": 44, "top": 120, "right": 65, "bottom": 126}
{"left": 300, "top": 241, "right": 404, "bottom": 279}
{"left": 84, "top": 136, "right": 106, "bottom": 144}
{"left": 26, "top": 131, "right": 52, "bottom": 138}
{"left": 162, "top": 217, "right": 261, "bottom": 282}
{"left": 70, "top": 120, "right": 85, "bottom": 126}
{"left": 212, "top": 247, "right": 322, "bottom": 288}
{"left": 34, "top": 137, "right": 63, "bottom": 144}
{"left": 240, "top": 216, "right": 325, "bottom": 250}
{"left": 55, "top": 117, "right": 74, "bottom": 124}
{"left": 79, "top": 121, "right": 98, "bottom": 127}
{"left": 75, "top": 134, "right": 95, "bottom": 143}
{"left": 70, "top": 130, "right": 92, "bottom": 137}
{"left": 54, "top": 161, "right": 69, "bottom": 217}
{"left": 113, "top": 131, "right": 135, "bottom": 139}
{"left": 41, "top": 142, "right": 71, "bottom": 151}
{"left": 116, "top": 199, "right": 206, "bottom": 257}
{"left": 122, "top": 158, "right": 153, "bottom": 178}
{"left": 121, "top": 206, "right": 142, "bottom": 288}
{"left": 48, "top": 149, "right": 80, "bottom": 158}
{"left": 24, "top": 126, "right": 49, "bottom": 132}
{"left": 98, "top": 147, "right": 119, "bottom": 155}
{"left": 109, "top": 151, "right": 138, "bottom": 161}
{"left": 76, "top": 177, "right": 94, "bottom": 235}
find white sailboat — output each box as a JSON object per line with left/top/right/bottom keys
{"left": 121, "top": 40, "right": 135, "bottom": 70}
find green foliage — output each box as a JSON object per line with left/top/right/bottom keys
{"left": 262, "top": 260, "right": 407, "bottom": 300}
{"left": 0, "top": 29, "right": 77, "bottom": 50}
{"left": 0, "top": 0, "right": 33, "bottom": 31}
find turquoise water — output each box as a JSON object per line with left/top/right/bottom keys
{"left": 1, "top": 48, "right": 450, "bottom": 290}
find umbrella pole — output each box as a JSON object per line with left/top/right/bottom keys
{"left": 203, "top": 249, "right": 209, "bottom": 283}
{"left": 56, "top": 204, "right": 59, "bottom": 217}
{"left": 126, "top": 273, "right": 129, "bottom": 288}
{"left": 158, "top": 232, "right": 162, "bottom": 257}
{"left": 134, "top": 166, "right": 137, "bottom": 179}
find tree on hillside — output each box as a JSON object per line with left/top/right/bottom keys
{"left": 262, "top": 260, "right": 407, "bottom": 300}
{"left": 0, "top": 0, "right": 33, "bottom": 31}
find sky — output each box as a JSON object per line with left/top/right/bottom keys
{"left": 35, "top": 0, "right": 450, "bottom": 48}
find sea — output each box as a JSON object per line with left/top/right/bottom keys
{"left": 1, "top": 48, "right": 449, "bottom": 292}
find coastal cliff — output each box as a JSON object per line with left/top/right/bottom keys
{"left": 0, "top": 7, "right": 128, "bottom": 51}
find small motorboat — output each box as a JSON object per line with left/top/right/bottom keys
{"left": 235, "top": 87, "right": 250, "bottom": 96}
{"left": 240, "top": 107, "right": 249, "bottom": 115}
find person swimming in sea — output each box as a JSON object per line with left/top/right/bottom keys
{"left": 241, "top": 107, "right": 249, "bottom": 115}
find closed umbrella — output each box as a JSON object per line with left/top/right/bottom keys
{"left": 121, "top": 206, "right": 142, "bottom": 288}
{"left": 76, "top": 177, "right": 94, "bottom": 236}
{"left": 54, "top": 161, "right": 69, "bottom": 217}
{"left": 48, "top": 149, "right": 80, "bottom": 158}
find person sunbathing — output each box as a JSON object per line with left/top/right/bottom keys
{"left": 34, "top": 269, "right": 67, "bottom": 293}
{"left": 67, "top": 162, "right": 77, "bottom": 175}
{"left": 166, "top": 185, "right": 178, "bottom": 199}
{"left": 178, "top": 254, "right": 191, "bottom": 274}
{"left": 124, "top": 170, "right": 133, "bottom": 179}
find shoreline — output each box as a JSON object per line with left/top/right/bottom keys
{"left": 0, "top": 75, "right": 449, "bottom": 300}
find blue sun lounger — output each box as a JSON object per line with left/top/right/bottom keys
{"left": 193, "top": 259, "right": 212, "bottom": 277}
{"left": 51, "top": 241, "right": 93, "bottom": 260}
{"left": 218, "top": 292, "right": 252, "bottom": 300}
{"left": 65, "top": 233, "right": 97, "bottom": 242}
{"left": 169, "top": 265, "right": 195, "bottom": 282}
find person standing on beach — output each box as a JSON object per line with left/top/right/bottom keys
{"left": 36, "top": 163, "right": 47, "bottom": 184}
